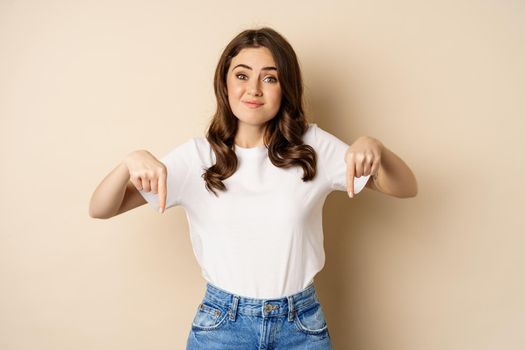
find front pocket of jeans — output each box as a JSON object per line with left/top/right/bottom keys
{"left": 191, "top": 302, "right": 228, "bottom": 331}
{"left": 293, "top": 302, "right": 328, "bottom": 335}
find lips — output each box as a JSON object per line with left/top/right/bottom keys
{"left": 243, "top": 101, "right": 264, "bottom": 108}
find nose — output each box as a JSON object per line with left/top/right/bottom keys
{"left": 248, "top": 79, "right": 262, "bottom": 97}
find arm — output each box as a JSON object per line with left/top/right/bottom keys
{"left": 365, "top": 144, "right": 418, "bottom": 198}
{"left": 345, "top": 136, "right": 418, "bottom": 198}
{"left": 88, "top": 160, "right": 146, "bottom": 219}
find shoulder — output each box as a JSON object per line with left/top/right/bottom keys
{"left": 303, "top": 122, "right": 348, "bottom": 149}
{"left": 191, "top": 136, "right": 216, "bottom": 164}
{"left": 302, "top": 122, "right": 318, "bottom": 145}
{"left": 165, "top": 137, "right": 199, "bottom": 158}
{"left": 193, "top": 136, "right": 212, "bottom": 154}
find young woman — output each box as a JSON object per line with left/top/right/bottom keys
{"left": 89, "top": 27, "right": 417, "bottom": 350}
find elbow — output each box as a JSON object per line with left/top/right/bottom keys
{"left": 392, "top": 191, "right": 417, "bottom": 199}
{"left": 410, "top": 178, "right": 419, "bottom": 197}
{"left": 89, "top": 209, "right": 104, "bottom": 219}
{"left": 88, "top": 204, "right": 111, "bottom": 220}
{"left": 406, "top": 189, "right": 418, "bottom": 198}
{"left": 88, "top": 201, "right": 99, "bottom": 219}
{"left": 403, "top": 181, "right": 418, "bottom": 198}
{"left": 89, "top": 211, "right": 111, "bottom": 220}
{"left": 392, "top": 181, "right": 418, "bottom": 199}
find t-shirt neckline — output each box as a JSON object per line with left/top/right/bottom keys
{"left": 234, "top": 144, "right": 268, "bottom": 156}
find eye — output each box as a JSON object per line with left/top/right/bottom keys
{"left": 264, "top": 76, "right": 278, "bottom": 83}
{"left": 235, "top": 73, "right": 248, "bottom": 80}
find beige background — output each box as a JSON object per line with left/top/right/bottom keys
{"left": 1, "top": 0, "right": 524, "bottom": 349}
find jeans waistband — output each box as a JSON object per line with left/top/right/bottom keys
{"left": 202, "top": 281, "right": 318, "bottom": 322}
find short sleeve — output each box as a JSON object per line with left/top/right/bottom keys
{"left": 138, "top": 138, "right": 195, "bottom": 211}
{"left": 312, "top": 123, "right": 370, "bottom": 193}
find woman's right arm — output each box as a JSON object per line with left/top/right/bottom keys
{"left": 88, "top": 150, "right": 167, "bottom": 219}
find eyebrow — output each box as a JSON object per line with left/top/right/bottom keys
{"left": 232, "top": 64, "right": 277, "bottom": 72}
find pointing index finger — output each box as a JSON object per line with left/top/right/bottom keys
{"left": 158, "top": 170, "right": 167, "bottom": 213}
{"left": 347, "top": 159, "right": 355, "bottom": 198}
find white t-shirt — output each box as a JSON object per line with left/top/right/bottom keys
{"left": 139, "top": 123, "right": 369, "bottom": 299}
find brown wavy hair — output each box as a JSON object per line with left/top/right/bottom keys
{"left": 202, "top": 27, "right": 317, "bottom": 196}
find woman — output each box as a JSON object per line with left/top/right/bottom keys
{"left": 89, "top": 27, "right": 417, "bottom": 349}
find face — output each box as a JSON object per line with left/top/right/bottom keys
{"left": 226, "top": 47, "right": 282, "bottom": 127}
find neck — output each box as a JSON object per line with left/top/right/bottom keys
{"left": 234, "top": 121, "right": 266, "bottom": 148}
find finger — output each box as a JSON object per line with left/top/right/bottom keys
{"left": 355, "top": 155, "right": 364, "bottom": 178}
{"left": 362, "top": 161, "right": 370, "bottom": 176}
{"left": 157, "top": 169, "right": 167, "bottom": 214}
{"left": 347, "top": 158, "right": 355, "bottom": 198}
{"left": 371, "top": 158, "right": 381, "bottom": 178}
{"left": 141, "top": 174, "right": 151, "bottom": 192}
{"left": 369, "top": 158, "right": 376, "bottom": 175}
{"left": 151, "top": 174, "right": 159, "bottom": 194}
{"left": 363, "top": 153, "right": 373, "bottom": 175}
{"left": 130, "top": 175, "right": 143, "bottom": 191}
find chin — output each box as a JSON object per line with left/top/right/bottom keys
{"left": 231, "top": 108, "right": 278, "bottom": 124}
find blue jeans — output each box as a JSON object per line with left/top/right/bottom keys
{"left": 186, "top": 281, "right": 332, "bottom": 349}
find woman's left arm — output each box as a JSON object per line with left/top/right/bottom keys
{"left": 345, "top": 136, "right": 418, "bottom": 198}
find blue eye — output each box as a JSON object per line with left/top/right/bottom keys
{"left": 235, "top": 73, "right": 278, "bottom": 83}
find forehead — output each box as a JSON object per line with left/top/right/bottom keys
{"left": 230, "top": 47, "right": 276, "bottom": 67}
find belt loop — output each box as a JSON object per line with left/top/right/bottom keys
{"left": 228, "top": 295, "right": 239, "bottom": 321}
{"left": 287, "top": 296, "right": 295, "bottom": 322}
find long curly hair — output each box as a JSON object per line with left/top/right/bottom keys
{"left": 202, "top": 27, "right": 317, "bottom": 196}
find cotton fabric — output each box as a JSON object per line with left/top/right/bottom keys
{"left": 139, "top": 123, "right": 369, "bottom": 299}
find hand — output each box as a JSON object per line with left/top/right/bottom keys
{"left": 124, "top": 150, "right": 167, "bottom": 213}
{"left": 345, "top": 136, "right": 383, "bottom": 198}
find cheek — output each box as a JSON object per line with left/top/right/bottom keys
{"left": 269, "top": 88, "right": 282, "bottom": 106}
{"left": 226, "top": 80, "right": 242, "bottom": 98}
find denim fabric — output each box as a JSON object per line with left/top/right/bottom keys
{"left": 186, "top": 281, "right": 332, "bottom": 349}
